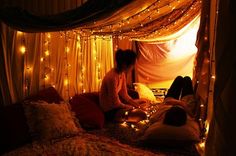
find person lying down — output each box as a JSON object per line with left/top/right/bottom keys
{"left": 150, "top": 76, "right": 197, "bottom": 126}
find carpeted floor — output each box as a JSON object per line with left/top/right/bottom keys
{"left": 88, "top": 121, "right": 200, "bottom": 156}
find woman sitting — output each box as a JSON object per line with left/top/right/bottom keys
{"left": 99, "top": 49, "right": 147, "bottom": 122}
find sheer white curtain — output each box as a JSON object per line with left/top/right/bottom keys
{"left": 0, "top": 23, "right": 113, "bottom": 105}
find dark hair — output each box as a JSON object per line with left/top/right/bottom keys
{"left": 115, "top": 49, "right": 137, "bottom": 72}
{"left": 163, "top": 106, "right": 187, "bottom": 127}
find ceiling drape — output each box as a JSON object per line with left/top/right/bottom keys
{"left": 0, "top": 0, "right": 133, "bottom": 32}
{"left": 1, "top": 0, "right": 87, "bottom": 16}
{"left": 0, "top": 0, "right": 202, "bottom": 105}
{"left": 0, "top": 0, "right": 201, "bottom": 41}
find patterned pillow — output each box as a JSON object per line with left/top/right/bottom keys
{"left": 23, "top": 101, "right": 82, "bottom": 141}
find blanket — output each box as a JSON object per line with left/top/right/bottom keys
{"left": 3, "top": 132, "right": 159, "bottom": 156}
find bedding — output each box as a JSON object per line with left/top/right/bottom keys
{"left": 3, "top": 133, "right": 157, "bottom": 156}
{"left": 139, "top": 117, "right": 200, "bottom": 147}
{"left": 0, "top": 86, "right": 200, "bottom": 155}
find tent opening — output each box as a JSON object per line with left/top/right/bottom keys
{"left": 135, "top": 16, "right": 200, "bottom": 89}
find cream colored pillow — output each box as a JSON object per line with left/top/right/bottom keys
{"left": 133, "top": 83, "right": 157, "bottom": 103}
{"left": 140, "top": 117, "right": 200, "bottom": 146}
{"left": 23, "top": 100, "right": 82, "bottom": 141}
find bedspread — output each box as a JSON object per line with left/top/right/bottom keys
{"left": 3, "top": 132, "right": 159, "bottom": 156}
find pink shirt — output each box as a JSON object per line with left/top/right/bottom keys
{"left": 99, "top": 68, "right": 133, "bottom": 112}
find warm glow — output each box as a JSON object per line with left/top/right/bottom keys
{"left": 40, "top": 57, "right": 44, "bottom": 62}
{"left": 45, "top": 50, "right": 50, "bottom": 56}
{"left": 26, "top": 67, "right": 31, "bottom": 70}
{"left": 199, "top": 142, "right": 205, "bottom": 149}
{"left": 17, "top": 31, "right": 23, "bottom": 36}
{"left": 97, "top": 63, "right": 101, "bottom": 69}
{"left": 205, "top": 120, "right": 210, "bottom": 134}
{"left": 47, "top": 33, "right": 51, "bottom": 39}
{"left": 20, "top": 46, "right": 26, "bottom": 54}
{"left": 64, "top": 79, "right": 69, "bottom": 85}
{"left": 168, "top": 24, "right": 198, "bottom": 59}
{"left": 26, "top": 67, "right": 32, "bottom": 73}
{"left": 77, "top": 42, "right": 81, "bottom": 49}
{"left": 65, "top": 47, "right": 70, "bottom": 53}
{"left": 139, "top": 120, "right": 146, "bottom": 125}
{"left": 44, "top": 75, "right": 49, "bottom": 81}
{"left": 120, "top": 122, "right": 128, "bottom": 127}
{"left": 131, "top": 124, "right": 135, "bottom": 128}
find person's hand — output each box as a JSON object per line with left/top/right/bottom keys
{"left": 124, "top": 105, "right": 134, "bottom": 110}
{"left": 135, "top": 98, "right": 149, "bottom": 104}
{"left": 139, "top": 103, "right": 150, "bottom": 111}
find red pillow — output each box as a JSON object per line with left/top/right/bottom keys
{"left": 79, "top": 92, "right": 100, "bottom": 105}
{"left": 69, "top": 94, "right": 104, "bottom": 129}
{"left": 25, "top": 87, "right": 63, "bottom": 103}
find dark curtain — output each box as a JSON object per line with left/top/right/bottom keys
{"left": 0, "top": 0, "right": 133, "bottom": 32}
{"left": 205, "top": 0, "right": 236, "bottom": 155}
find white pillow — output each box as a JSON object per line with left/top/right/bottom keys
{"left": 133, "top": 83, "right": 157, "bottom": 103}
{"left": 140, "top": 118, "right": 200, "bottom": 146}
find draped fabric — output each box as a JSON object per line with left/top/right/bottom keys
{"left": 0, "top": 0, "right": 201, "bottom": 106}
{"left": 0, "top": 0, "right": 201, "bottom": 41}
{"left": 1, "top": 0, "right": 87, "bottom": 16}
{"left": 136, "top": 16, "right": 199, "bottom": 88}
{"left": 0, "top": 23, "right": 114, "bottom": 104}
{"left": 204, "top": 0, "right": 236, "bottom": 155}
{"left": 0, "top": 0, "right": 133, "bottom": 32}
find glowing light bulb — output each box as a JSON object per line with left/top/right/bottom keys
{"left": 20, "top": 46, "right": 26, "bottom": 54}
{"left": 64, "top": 79, "right": 69, "bottom": 85}
{"left": 65, "top": 47, "right": 70, "bottom": 53}
{"left": 45, "top": 50, "right": 49, "bottom": 56}
{"left": 199, "top": 142, "right": 205, "bottom": 148}
{"left": 40, "top": 57, "right": 44, "bottom": 62}
{"left": 17, "top": 31, "right": 23, "bottom": 35}
{"left": 120, "top": 122, "right": 128, "bottom": 127}
{"left": 47, "top": 33, "right": 51, "bottom": 39}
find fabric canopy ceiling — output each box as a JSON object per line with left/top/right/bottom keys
{"left": 0, "top": 0, "right": 201, "bottom": 41}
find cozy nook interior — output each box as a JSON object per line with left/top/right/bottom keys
{"left": 0, "top": 0, "right": 236, "bottom": 155}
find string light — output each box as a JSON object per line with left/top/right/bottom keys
{"left": 20, "top": 46, "right": 26, "bottom": 54}
{"left": 64, "top": 31, "right": 70, "bottom": 99}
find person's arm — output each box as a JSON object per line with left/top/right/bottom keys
{"left": 164, "top": 98, "right": 186, "bottom": 107}
{"left": 164, "top": 98, "right": 193, "bottom": 115}
{"left": 107, "top": 75, "right": 133, "bottom": 110}
{"left": 119, "top": 74, "right": 139, "bottom": 108}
